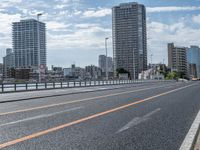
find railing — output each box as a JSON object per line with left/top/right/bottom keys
{"left": 0, "top": 79, "right": 169, "bottom": 93}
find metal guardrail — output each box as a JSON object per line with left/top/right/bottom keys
{"left": 0, "top": 79, "right": 170, "bottom": 93}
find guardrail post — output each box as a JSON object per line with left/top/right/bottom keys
{"left": 45, "top": 82, "right": 47, "bottom": 89}
{"left": 14, "top": 83, "right": 17, "bottom": 91}
{"left": 85, "top": 81, "right": 87, "bottom": 87}
{"left": 74, "top": 81, "right": 75, "bottom": 87}
{"left": 2, "top": 84, "right": 4, "bottom": 92}
{"left": 61, "top": 82, "right": 63, "bottom": 88}
{"left": 90, "top": 80, "right": 91, "bottom": 86}
{"left": 53, "top": 82, "right": 55, "bottom": 88}
{"left": 36, "top": 83, "right": 38, "bottom": 90}
{"left": 67, "top": 81, "right": 69, "bottom": 88}
{"left": 26, "top": 83, "right": 28, "bottom": 90}
{"left": 79, "top": 81, "right": 81, "bottom": 87}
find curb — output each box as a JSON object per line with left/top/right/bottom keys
{"left": 179, "top": 110, "right": 200, "bottom": 150}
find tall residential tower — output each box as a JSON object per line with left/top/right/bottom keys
{"left": 12, "top": 19, "right": 46, "bottom": 71}
{"left": 112, "top": 2, "right": 147, "bottom": 79}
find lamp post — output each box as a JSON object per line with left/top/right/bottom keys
{"left": 37, "top": 13, "right": 42, "bottom": 82}
{"left": 105, "top": 37, "right": 109, "bottom": 80}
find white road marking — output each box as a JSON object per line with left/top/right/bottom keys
{"left": 179, "top": 110, "right": 200, "bottom": 150}
{"left": 0, "top": 107, "right": 83, "bottom": 127}
{"left": 117, "top": 108, "right": 161, "bottom": 133}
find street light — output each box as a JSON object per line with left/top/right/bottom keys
{"left": 37, "top": 13, "right": 42, "bottom": 82}
{"left": 151, "top": 54, "right": 153, "bottom": 66}
{"left": 105, "top": 37, "right": 109, "bottom": 80}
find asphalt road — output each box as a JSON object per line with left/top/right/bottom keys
{"left": 0, "top": 81, "right": 199, "bottom": 150}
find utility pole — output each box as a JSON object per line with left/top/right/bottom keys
{"left": 105, "top": 37, "right": 109, "bottom": 80}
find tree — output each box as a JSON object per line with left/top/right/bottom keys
{"left": 166, "top": 71, "right": 178, "bottom": 80}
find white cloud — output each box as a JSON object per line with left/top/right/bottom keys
{"left": 147, "top": 6, "right": 200, "bottom": 13}
{"left": 47, "top": 25, "right": 111, "bottom": 50}
{"left": 75, "top": 23, "right": 99, "bottom": 29}
{"left": 82, "top": 8, "right": 111, "bottom": 18}
{"left": 0, "top": 12, "right": 21, "bottom": 61}
{"left": 46, "top": 21, "right": 71, "bottom": 31}
{"left": 0, "top": 0, "right": 22, "bottom": 8}
{"left": 147, "top": 20, "right": 200, "bottom": 64}
{"left": 192, "top": 14, "right": 200, "bottom": 24}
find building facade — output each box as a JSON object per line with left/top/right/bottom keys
{"left": 3, "top": 48, "right": 15, "bottom": 78}
{"left": 0, "top": 63, "right": 3, "bottom": 81}
{"left": 12, "top": 19, "right": 46, "bottom": 70}
{"left": 187, "top": 46, "right": 200, "bottom": 78}
{"left": 168, "top": 43, "right": 187, "bottom": 77}
{"left": 98, "top": 55, "right": 106, "bottom": 73}
{"left": 112, "top": 2, "right": 147, "bottom": 79}
{"left": 85, "top": 65, "right": 102, "bottom": 79}
{"left": 98, "top": 55, "right": 113, "bottom": 78}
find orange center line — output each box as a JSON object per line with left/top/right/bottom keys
{"left": 0, "top": 83, "right": 195, "bottom": 149}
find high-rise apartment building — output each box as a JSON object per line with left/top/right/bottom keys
{"left": 112, "top": 2, "right": 147, "bottom": 79}
{"left": 168, "top": 43, "right": 187, "bottom": 76}
{"left": 12, "top": 19, "right": 46, "bottom": 70}
{"left": 187, "top": 46, "right": 200, "bottom": 78}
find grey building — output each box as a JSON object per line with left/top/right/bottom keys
{"left": 98, "top": 55, "right": 113, "bottom": 73}
{"left": 3, "top": 48, "right": 15, "bottom": 78}
{"left": 98, "top": 55, "right": 113, "bottom": 78}
{"left": 112, "top": 2, "right": 147, "bottom": 79}
{"left": 168, "top": 43, "right": 187, "bottom": 77}
{"left": 0, "top": 63, "right": 3, "bottom": 80}
{"left": 85, "top": 65, "right": 102, "bottom": 79}
{"left": 0, "top": 63, "right": 3, "bottom": 75}
{"left": 107, "top": 56, "right": 113, "bottom": 73}
{"left": 12, "top": 19, "right": 46, "bottom": 70}
{"left": 99, "top": 55, "right": 106, "bottom": 73}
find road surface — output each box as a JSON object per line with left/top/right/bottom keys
{"left": 0, "top": 81, "right": 199, "bottom": 150}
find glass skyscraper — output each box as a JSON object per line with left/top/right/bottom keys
{"left": 187, "top": 46, "right": 200, "bottom": 78}
{"left": 112, "top": 2, "right": 147, "bottom": 79}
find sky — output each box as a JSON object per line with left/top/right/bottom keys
{"left": 0, "top": 0, "right": 200, "bottom": 68}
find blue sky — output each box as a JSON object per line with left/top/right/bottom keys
{"left": 0, "top": 0, "right": 200, "bottom": 68}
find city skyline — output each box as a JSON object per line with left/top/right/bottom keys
{"left": 0, "top": 0, "right": 200, "bottom": 68}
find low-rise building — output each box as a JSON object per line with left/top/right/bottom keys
{"left": 139, "top": 64, "right": 166, "bottom": 80}
{"left": 85, "top": 65, "right": 102, "bottom": 79}
{"left": 63, "top": 64, "right": 86, "bottom": 80}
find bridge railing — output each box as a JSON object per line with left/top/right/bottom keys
{"left": 0, "top": 79, "right": 170, "bottom": 93}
